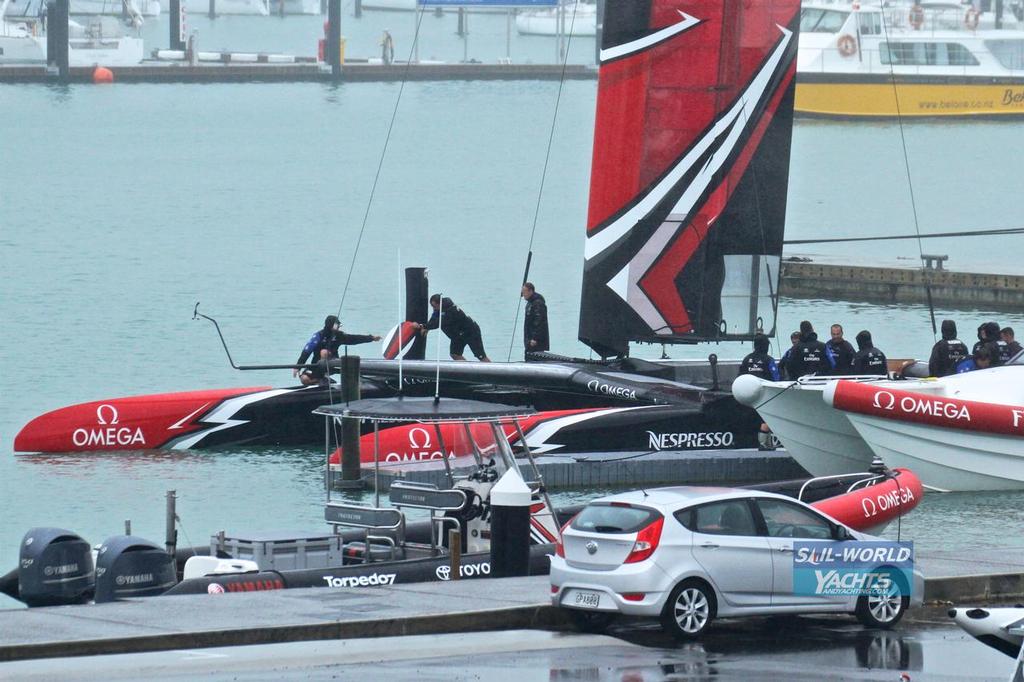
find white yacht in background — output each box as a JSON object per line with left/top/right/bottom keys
{"left": 0, "top": 2, "right": 144, "bottom": 64}
{"left": 158, "top": 0, "right": 268, "bottom": 15}
{"left": 516, "top": 0, "right": 595, "bottom": 37}
{"left": 268, "top": 0, "right": 317, "bottom": 14}
{"left": 3, "top": 0, "right": 157, "bottom": 19}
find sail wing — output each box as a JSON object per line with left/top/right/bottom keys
{"left": 579, "top": 0, "right": 801, "bottom": 357}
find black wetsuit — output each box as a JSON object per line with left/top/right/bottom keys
{"left": 739, "top": 352, "right": 780, "bottom": 381}
{"left": 787, "top": 332, "right": 836, "bottom": 379}
{"left": 425, "top": 298, "right": 487, "bottom": 360}
{"left": 929, "top": 322, "right": 968, "bottom": 377}
{"left": 826, "top": 338, "right": 855, "bottom": 375}
{"left": 297, "top": 330, "right": 376, "bottom": 379}
{"left": 853, "top": 346, "right": 887, "bottom": 375}
{"left": 524, "top": 292, "right": 550, "bottom": 354}
{"left": 1006, "top": 340, "right": 1023, "bottom": 361}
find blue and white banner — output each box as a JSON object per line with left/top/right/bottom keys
{"left": 793, "top": 541, "right": 914, "bottom": 597}
{"left": 418, "top": 0, "right": 557, "bottom": 6}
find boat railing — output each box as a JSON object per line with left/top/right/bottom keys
{"left": 796, "top": 374, "right": 894, "bottom": 386}
{"left": 796, "top": 471, "right": 887, "bottom": 501}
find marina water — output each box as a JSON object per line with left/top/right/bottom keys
{"left": 2, "top": 10, "right": 1024, "bottom": 608}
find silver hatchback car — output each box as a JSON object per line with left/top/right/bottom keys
{"left": 550, "top": 487, "right": 924, "bottom": 639}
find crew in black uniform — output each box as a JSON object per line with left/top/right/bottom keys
{"left": 852, "top": 330, "right": 887, "bottom": 375}
{"left": 521, "top": 282, "right": 549, "bottom": 357}
{"left": 294, "top": 315, "right": 381, "bottom": 386}
{"left": 928, "top": 319, "right": 968, "bottom": 377}
{"left": 779, "top": 330, "right": 801, "bottom": 380}
{"left": 826, "top": 323, "right": 855, "bottom": 375}
{"left": 973, "top": 321, "right": 1004, "bottom": 365}
{"left": 418, "top": 295, "right": 491, "bottom": 362}
{"left": 739, "top": 333, "right": 781, "bottom": 381}
{"left": 786, "top": 321, "right": 836, "bottom": 379}
{"left": 1002, "top": 327, "right": 1022, "bottom": 360}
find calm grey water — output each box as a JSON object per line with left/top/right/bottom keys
{"left": 2, "top": 9, "right": 1024, "bottom": 607}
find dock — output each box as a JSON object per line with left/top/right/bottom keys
{"left": 333, "top": 447, "right": 808, "bottom": 492}
{"left": 2, "top": 547, "right": 1023, "bottom": 662}
{"left": 0, "top": 61, "right": 596, "bottom": 85}
{"left": 780, "top": 259, "right": 1024, "bottom": 310}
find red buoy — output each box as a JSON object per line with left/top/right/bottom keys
{"left": 92, "top": 66, "right": 114, "bottom": 84}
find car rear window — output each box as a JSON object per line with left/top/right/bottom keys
{"left": 571, "top": 503, "right": 660, "bottom": 534}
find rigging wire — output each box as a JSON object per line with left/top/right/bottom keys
{"left": 879, "top": 9, "right": 937, "bottom": 338}
{"left": 784, "top": 226, "right": 1024, "bottom": 245}
{"left": 505, "top": 1, "right": 580, "bottom": 362}
{"left": 336, "top": 6, "right": 428, "bottom": 320}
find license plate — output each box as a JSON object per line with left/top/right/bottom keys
{"left": 571, "top": 590, "right": 600, "bottom": 609}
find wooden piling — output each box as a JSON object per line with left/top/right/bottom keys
{"left": 339, "top": 355, "right": 361, "bottom": 484}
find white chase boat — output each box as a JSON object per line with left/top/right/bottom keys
{"left": 823, "top": 356, "right": 1024, "bottom": 491}
{"left": 949, "top": 605, "right": 1024, "bottom": 660}
{"left": 732, "top": 373, "right": 946, "bottom": 478}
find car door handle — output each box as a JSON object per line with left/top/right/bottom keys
{"left": 777, "top": 545, "right": 793, "bottom": 553}
{"left": 699, "top": 542, "right": 719, "bottom": 549}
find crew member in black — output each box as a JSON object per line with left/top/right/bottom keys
{"left": 779, "top": 331, "right": 801, "bottom": 380}
{"left": 418, "top": 295, "right": 491, "bottom": 362}
{"left": 973, "top": 321, "right": 1003, "bottom": 364}
{"left": 294, "top": 315, "right": 381, "bottom": 386}
{"left": 521, "top": 282, "right": 549, "bottom": 357}
{"left": 1002, "top": 327, "right": 1022, "bottom": 360}
{"left": 739, "top": 333, "right": 781, "bottom": 381}
{"left": 787, "top": 321, "right": 836, "bottom": 379}
{"left": 826, "top": 323, "right": 855, "bottom": 375}
{"left": 852, "top": 330, "right": 887, "bottom": 375}
{"left": 928, "top": 319, "right": 968, "bottom": 377}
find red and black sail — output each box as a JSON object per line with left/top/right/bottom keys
{"left": 579, "top": 0, "right": 801, "bottom": 357}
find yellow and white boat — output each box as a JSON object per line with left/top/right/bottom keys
{"left": 797, "top": 2, "right": 1024, "bottom": 118}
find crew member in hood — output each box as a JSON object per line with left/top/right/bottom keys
{"left": 295, "top": 315, "right": 381, "bottom": 386}
{"left": 522, "top": 282, "right": 549, "bottom": 358}
{"left": 826, "top": 323, "right": 855, "bottom": 375}
{"left": 418, "top": 295, "right": 491, "bottom": 362}
{"left": 852, "top": 330, "right": 887, "bottom": 375}
{"left": 928, "top": 319, "right": 968, "bottom": 377}
{"left": 786, "top": 321, "right": 836, "bottom": 379}
{"left": 973, "top": 321, "right": 1004, "bottom": 365}
{"left": 739, "top": 333, "right": 780, "bottom": 451}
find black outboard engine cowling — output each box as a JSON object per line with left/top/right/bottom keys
{"left": 94, "top": 535, "right": 176, "bottom": 603}
{"left": 18, "top": 527, "right": 95, "bottom": 607}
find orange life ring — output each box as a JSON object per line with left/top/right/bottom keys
{"left": 837, "top": 34, "right": 858, "bottom": 57}
{"left": 909, "top": 4, "right": 924, "bottom": 30}
{"left": 964, "top": 7, "right": 980, "bottom": 30}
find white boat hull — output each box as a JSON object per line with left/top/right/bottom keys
{"left": 950, "top": 606, "right": 1024, "bottom": 659}
{"left": 515, "top": 4, "right": 596, "bottom": 36}
{"left": 0, "top": 32, "right": 143, "bottom": 65}
{"left": 158, "top": 0, "right": 268, "bottom": 15}
{"left": 268, "top": 0, "right": 318, "bottom": 14}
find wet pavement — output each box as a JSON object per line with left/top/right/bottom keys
{"left": 1, "top": 615, "right": 1013, "bottom": 681}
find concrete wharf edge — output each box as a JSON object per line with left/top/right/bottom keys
{"left": 2, "top": 569, "right": 1023, "bottom": 663}
{"left": 0, "top": 62, "right": 597, "bottom": 84}
{"left": 780, "top": 261, "right": 1024, "bottom": 310}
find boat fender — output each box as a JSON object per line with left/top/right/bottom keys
{"left": 964, "top": 7, "right": 980, "bottom": 30}
{"left": 837, "top": 34, "right": 858, "bottom": 57}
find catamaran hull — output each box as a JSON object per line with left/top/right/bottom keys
{"left": 949, "top": 606, "right": 1024, "bottom": 658}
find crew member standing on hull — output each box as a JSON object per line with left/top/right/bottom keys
{"left": 418, "top": 295, "right": 491, "bottom": 362}
{"left": 852, "top": 330, "right": 887, "bottom": 375}
{"left": 787, "top": 321, "right": 836, "bottom": 379}
{"left": 738, "top": 333, "right": 780, "bottom": 450}
{"left": 1002, "top": 327, "right": 1022, "bottom": 360}
{"left": 294, "top": 315, "right": 381, "bottom": 386}
{"left": 826, "top": 323, "right": 855, "bottom": 375}
{"left": 928, "top": 319, "right": 968, "bottom": 377}
{"left": 521, "top": 282, "right": 549, "bottom": 359}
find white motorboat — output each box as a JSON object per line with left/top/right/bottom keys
{"left": 0, "top": 5, "right": 144, "bottom": 65}
{"left": 949, "top": 605, "right": 1024, "bottom": 659}
{"left": 158, "top": 0, "right": 268, "bottom": 15}
{"left": 268, "top": 0, "right": 317, "bottom": 14}
{"left": 516, "top": 1, "right": 595, "bottom": 37}
{"left": 732, "top": 373, "right": 945, "bottom": 477}
{"left": 3, "top": 0, "right": 158, "bottom": 17}
{"left": 822, "top": 357, "right": 1024, "bottom": 491}
{"left": 797, "top": 1, "right": 1024, "bottom": 117}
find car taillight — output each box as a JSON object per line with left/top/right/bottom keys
{"left": 554, "top": 515, "right": 576, "bottom": 558}
{"left": 623, "top": 516, "right": 664, "bottom": 564}
{"left": 621, "top": 593, "right": 645, "bottom": 602}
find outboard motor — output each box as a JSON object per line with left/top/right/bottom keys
{"left": 94, "top": 535, "right": 176, "bottom": 603}
{"left": 18, "top": 527, "right": 95, "bottom": 607}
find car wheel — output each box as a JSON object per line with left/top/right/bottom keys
{"left": 570, "top": 610, "right": 616, "bottom": 633}
{"left": 855, "top": 572, "right": 909, "bottom": 629}
{"left": 661, "top": 579, "right": 716, "bottom": 639}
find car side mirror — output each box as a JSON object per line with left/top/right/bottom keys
{"left": 834, "top": 525, "right": 853, "bottom": 541}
